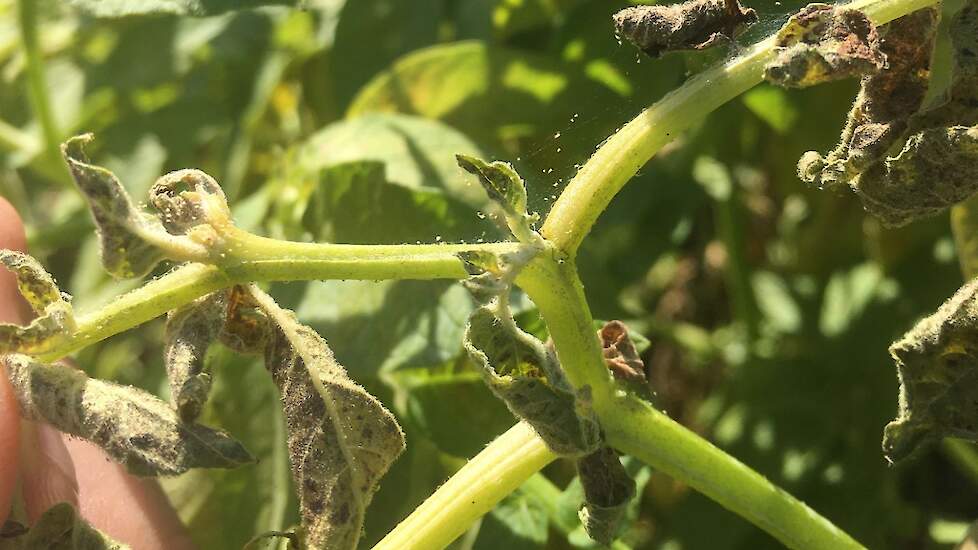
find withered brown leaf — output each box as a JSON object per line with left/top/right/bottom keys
{"left": 613, "top": 0, "right": 757, "bottom": 58}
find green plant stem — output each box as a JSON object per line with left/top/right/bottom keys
{"left": 520, "top": 256, "right": 863, "bottom": 549}
{"left": 17, "top": 0, "right": 62, "bottom": 172}
{"left": 540, "top": 0, "right": 941, "bottom": 255}
{"left": 372, "top": 422, "right": 556, "bottom": 550}
{"left": 34, "top": 237, "right": 523, "bottom": 362}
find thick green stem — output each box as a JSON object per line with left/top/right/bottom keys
{"left": 541, "top": 0, "right": 941, "bottom": 255}
{"left": 372, "top": 422, "right": 556, "bottom": 550}
{"left": 520, "top": 257, "right": 863, "bottom": 549}
{"left": 35, "top": 237, "right": 522, "bottom": 362}
{"left": 17, "top": 0, "right": 62, "bottom": 172}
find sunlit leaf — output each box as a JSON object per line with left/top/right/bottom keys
{"left": 0, "top": 250, "right": 74, "bottom": 355}
{"left": 66, "top": 0, "right": 301, "bottom": 17}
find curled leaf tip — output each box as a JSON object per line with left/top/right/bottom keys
{"left": 0, "top": 250, "right": 74, "bottom": 355}
{"left": 151, "top": 169, "right": 232, "bottom": 236}
{"left": 883, "top": 278, "right": 978, "bottom": 462}
{"left": 764, "top": 3, "right": 884, "bottom": 89}
{"left": 577, "top": 447, "right": 636, "bottom": 545}
{"left": 464, "top": 305, "right": 602, "bottom": 456}
{"left": 456, "top": 154, "right": 540, "bottom": 243}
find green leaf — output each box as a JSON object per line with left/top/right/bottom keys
{"left": 463, "top": 306, "right": 601, "bottom": 456}
{"left": 576, "top": 447, "right": 636, "bottom": 546}
{"left": 3, "top": 354, "right": 255, "bottom": 476}
{"left": 66, "top": 0, "right": 301, "bottom": 17}
{"left": 884, "top": 277, "right": 978, "bottom": 461}
{"left": 741, "top": 86, "right": 799, "bottom": 134}
{"left": 386, "top": 362, "right": 514, "bottom": 458}
{"left": 17, "top": 502, "right": 130, "bottom": 549}
{"left": 455, "top": 154, "right": 539, "bottom": 244}
{"left": 330, "top": 0, "right": 440, "bottom": 107}
{"left": 473, "top": 486, "right": 550, "bottom": 550}
{"left": 0, "top": 250, "right": 75, "bottom": 355}
{"left": 248, "top": 286, "right": 405, "bottom": 550}
{"left": 299, "top": 114, "right": 492, "bottom": 211}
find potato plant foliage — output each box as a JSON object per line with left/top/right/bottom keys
{"left": 5, "top": 0, "right": 978, "bottom": 549}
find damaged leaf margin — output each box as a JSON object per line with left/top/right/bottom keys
{"left": 0, "top": 250, "right": 75, "bottom": 355}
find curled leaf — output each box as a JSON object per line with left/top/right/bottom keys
{"left": 247, "top": 286, "right": 405, "bottom": 550}
{"left": 61, "top": 134, "right": 207, "bottom": 278}
{"left": 455, "top": 154, "right": 539, "bottom": 244}
{"left": 798, "top": 8, "right": 940, "bottom": 189}
{"left": 764, "top": 3, "right": 884, "bottom": 89}
{"left": 613, "top": 0, "right": 757, "bottom": 58}
{"left": 164, "top": 293, "right": 227, "bottom": 421}
{"left": 0, "top": 250, "right": 74, "bottom": 355}
{"left": 4, "top": 354, "right": 254, "bottom": 476}
{"left": 856, "top": 125, "right": 978, "bottom": 226}
{"left": 598, "top": 321, "right": 646, "bottom": 384}
{"left": 17, "top": 502, "right": 130, "bottom": 549}
{"left": 884, "top": 278, "right": 978, "bottom": 462}
{"left": 150, "top": 169, "right": 232, "bottom": 238}
{"left": 576, "top": 447, "right": 636, "bottom": 546}
{"left": 464, "top": 305, "right": 602, "bottom": 456}
{"left": 219, "top": 284, "right": 270, "bottom": 355}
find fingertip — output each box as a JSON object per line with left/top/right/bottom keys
{"left": 0, "top": 361, "right": 21, "bottom": 521}
{"left": 62, "top": 438, "right": 195, "bottom": 550}
{"left": 0, "top": 197, "right": 29, "bottom": 324}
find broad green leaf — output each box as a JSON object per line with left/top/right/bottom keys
{"left": 248, "top": 286, "right": 405, "bottom": 550}
{"left": 386, "top": 362, "right": 514, "bottom": 458}
{"left": 464, "top": 305, "right": 601, "bottom": 456}
{"left": 576, "top": 447, "right": 636, "bottom": 546}
{"left": 163, "top": 292, "right": 226, "bottom": 421}
{"left": 0, "top": 250, "right": 74, "bottom": 355}
{"left": 4, "top": 354, "right": 254, "bottom": 476}
{"left": 66, "top": 0, "right": 301, "bottom": 17}
{"left": 473, "top": 485, "right": 550, "bottom": 550}
{"left": 17, "top": 502, "right": 129, "bottom": 549}
{"left": 330, "top": 0, "right": 440, "bottom": 107}
{"left": 299, "top": 113, "right": 492, "bottom": 211}
{"left": 346, "top": 41, "right": 624, "bottom": 188}
{"left": 161, "top": 346, "right": 296, "bottom": 550}
{"left": 884, "top": 278, "right": 978, "bottom": 462}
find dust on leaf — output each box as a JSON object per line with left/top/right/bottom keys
{"left": 764, "top": 3, "right": 884, "bottom": 89}
{"left": 15, "top": 502, "right": 130, "bottom": 549}
{"left": 62, "top": 134, "right": 209, "bottom": 278}
{"left": 798, "top": 8, "right": 940, "bottom": 190}
{"left": 576, "top": 447, "right": 636, "bottom": 546}
{"left": 3, "top": 354, "right": 254, "bottom": 476}
{"left": 613, "top": 0, "right": 757, "bottom": 59}
{"left": 464, "top": 305, "right": 602, "bottom": 457}
{"left": 164, "top": 292, "right": 227, "bottom": 422}
{"left": 246, "top": 286, "right": 405, "bottom": 550}
{"left": 883, "top": 278, "right": 978, "bottom": 462}
{"left": 0, "top": 250, "right": 75, "bottom": 356}
{"left": 150, "top": 169, "right": 233, "bottom": 242}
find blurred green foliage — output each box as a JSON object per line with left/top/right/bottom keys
{"left": 2, "top": 0, "right": 977, "bottom": 548}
